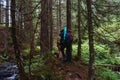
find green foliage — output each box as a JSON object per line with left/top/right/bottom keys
{"left": 30, "top": 54, "right": 63, "bottom": 80}
{"left": 95, "top": 43, "right": 109, "bottom": 59}
{"left": 38, "top": 70, "right": 55, "bottom": 80}
{"left": 72, "top": 44, "right": 78, "bottom": 56}
{"left": 23, "top": 48, "right": 30, "bottom": 54}
{"left": 24, "top": 55, "right": 44, "bottom": 72}
{"left": 95, "top": 66, "right": 120, "bottom": 80}
{"left": 97, "top": 23, "right": 120, "bottom": 41}
{"left": 73, "top": 41, "right": 120, "bottom": 64}
{"left": 35, "top": 46, "right": 40, "bottom": 53}
{"left": 0, "top": 24, "right": 5, "bottom": 27}
{"left": 0, "top": 56, "right": 8, "bottom": 62}
{"left": 105, "top": 56, "right": 120, "bottom": 64}
{"left": 81, "top": 41, "right": 89, "bottom": 62}
{"left": 55, "top": 75, "right": 63, "bottom": 80}
{"left": 79, "top": 41, "right": 108, "bottom": 62}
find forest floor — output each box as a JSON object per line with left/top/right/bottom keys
{"left": 53, "top": 60, "right": 88, "bottom": 80}
{"left": 0, "top": 48, "right": 89, "bottom": 80}
{"left": 32, "top": 57, "right": 89, "bottom": 80}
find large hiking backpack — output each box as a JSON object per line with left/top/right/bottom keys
{"left": 63, "top": 32, "right": 71, "bottom": 43}
{"left": 68, "top": 30, "right": 73, "bottom": 42}
{"left": 60, "top": 29, "right": 73, "bottom": 44}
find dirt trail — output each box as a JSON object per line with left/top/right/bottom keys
{"left": 54, "top": 60, "right": 88, "bottom": 80}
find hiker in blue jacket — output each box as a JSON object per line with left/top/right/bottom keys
{"left": 59, "top": 26, "right": 73, "bottom": 62}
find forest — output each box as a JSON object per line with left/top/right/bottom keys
{"left": 0, "top": 0, "right": 120, "bottom": 80}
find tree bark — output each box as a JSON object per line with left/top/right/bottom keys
{"left": 57, "top": 0, "right": 62, "bottom": 33}
{"left": 66, "top": 0, "right": 72, "bottom": 61}
{"left": 66, "top": 0, "right": 71, "bottom": 30}
{"left": 77, "top": 0, "right": 82, "bottom": 59}
{"left": 40, "top": 0, "right": 50, "bottom": 55}
{"left": 6, "top": 0, "right": 9, "bottom": 27}
{"left": 59, "top": 0, "right": 62, "bottom": 30}
{"left": 86, "top": 0, "right": 95, "bottom": 80}
{"left": 57, "top": 1, "right": 59, "bottom": 33}
{"left": 28, "top": 0, "right": 34, "bottom": 79}
{"left": 4, "top": 0, "right": 9, "bottom": 57}
{"left": 23, "top": 1, "right": 32, "bottom": 42}
{"left": 11, "top": 0, "right": 26, "bottom": 80}
{"left": 49, "top": 0, "right": 53, "bottom": 52}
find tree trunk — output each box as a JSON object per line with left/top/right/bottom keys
{"left": 23, "top": 1, "right": 31, "bottom": 42}
{"left": 40, "top": 0, "right": 50, "bottom": 55}
{"left": 4, "top": 0, "right": 9, "bottom": 57}
{"left": 0, "top": 1, "right": 4, "bottom": 24}
{"left": 11, "top": 0, "right": 26, "bottom": 80}
{"left": 77, "top": 0, "right": 82, "bottom": 59}
{"left": 57, "top": 2, "right": 59, "bottom": 33}
{"left": 28, "top": 0, "right": 34, "bottom": 80}
{"left": 66, "top": 0, "right": 71, "bottom": 30}
{"left": 49, "top": 0, "right": 53, "bottom": 52}
{"left": 86, "top": 0, "right": 95, "bottom": 80}
{"left": 56, "top": 0, "right": 61, "bottom": 34}
{"left": 6, "top": 0, "right": 9, "bottom": 27}
{"left": 66, "top": 0, "right": 72, "bottom": 61}
{"left": 59, "top": 0, "right": 62, "bottom": 30}
{"left": 16, "top": 0, "right": 22, "bottom": 39}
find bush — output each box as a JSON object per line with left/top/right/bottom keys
{"left": 72, "top": 41, "right": 120, "bottom": 64}
{"left": 38, "top": 70, "right": 55, "bottom": 80}
{"left": 95, "top": 66, "right": 120, "bottom": 80}
{"left": 24, "top": 55, "right": 44, "bottom": 72}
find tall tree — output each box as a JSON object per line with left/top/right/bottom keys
{"left": 56, "top": 0, "right": 61, "bottom": 33}
{"left": 0, "top": 0, "right": 3, "bottom": 23}
{"left": 4, "top": 0, "right": 9, "bottom": 57}
{"left": 0, "top": 0, "right": 4, "bottom": 23}
{"left": 86, "top": 0, "right": 95, "bottom": 80}
{"left": 40, "top": 0, "right": 50, "bottom": 55}
{"left": 66, "top": 0, "right": 72, "bottom": 61}
{"left": 77, "top": 0, "right": 82, "bottom": 59}
{"left": 6, "top": 0, "right": 9, "bottom": 27}
{"left": 56, "top": 1, "right": 59, "bottom": 33}
{"left": 11, "top": 0, "right": 26, "bottom": 80}
{"left": 27, "top": 0, "right": 34, "bottom": 79}
{"left": 58, "top": 0, "right": 62, "bottom": 30}
{"left": 23, "top": 0, "right": 32, "bottom": 42}
{"left": 16, "top": 0, "right": 23, "bottom": 39}
{"left": 49, "top": 0, "right": 53, "bottom": 52}
{"left": 66, "top": 0, "right": 71, "bottom": 30}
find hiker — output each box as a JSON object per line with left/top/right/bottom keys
{"left": 59, "top": 26, "right": 73, "bottom": 62}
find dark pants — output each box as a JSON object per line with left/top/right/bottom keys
{"left": 60, "top": 43, "right": 72, "bottom": 62}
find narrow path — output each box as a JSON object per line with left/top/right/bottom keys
{"left": 54, "top": 60, "right": 88, "bottom": 80}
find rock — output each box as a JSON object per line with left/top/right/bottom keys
{"left": 0, "top": 62, "right": 18, "bottom": 80}
{"left": 67, "top": 72, "right": 72, "bottom": 76}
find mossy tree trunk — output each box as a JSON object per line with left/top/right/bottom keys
{"left": 77, "top": 0, "right": 82, "bottom": 60}
{"left": 86, "top": 0, "right": 95, "bottom": 80}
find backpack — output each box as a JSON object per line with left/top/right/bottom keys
{"left": 63, "top": 32, "right": 71, "bottom": 43}
{"left": 60, "top": 30, "right": 73, "bottom": 44}
{"left": 68, "top": 30, "right": 73, "bottom": 42}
